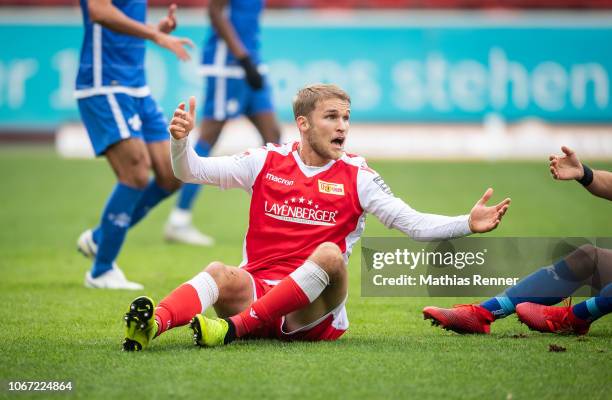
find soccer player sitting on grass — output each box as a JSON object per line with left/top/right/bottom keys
{"left": 423, "top": 146, "right": 612, "bottom": 335}
{"left": 122, "top": 84, "right": 510, "bottom": 351}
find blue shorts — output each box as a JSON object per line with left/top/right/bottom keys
{"left": 77, "top": 94, "right": 169, "bottom": 156}
{"left": 202, "top": 75, "right": 274, "bottom": 121}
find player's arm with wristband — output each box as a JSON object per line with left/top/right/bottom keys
{"left": 549, "top": 146, "right": 612, "bottom": 201}
{"left": 87, "top": 0, "right": 193, "bottom": 60}
{"left": 209, "top": 0, "right": 263, "bottom": 89}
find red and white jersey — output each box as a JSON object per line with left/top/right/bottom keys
{"left": 243, "top": 142, "right": 370, "bottom": 280}
{"left": 171, "top": 138, "right": 471, "bottom": 281}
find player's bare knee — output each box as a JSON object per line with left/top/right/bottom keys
{"left": 566, "top": 244, "right": 598, "bottom": 279}
{"left": 205, "top": 261, "right": 242, "bottom": 289}
{"left": 310, "top": 242, "right": 345, "bottom": 279}
{"left": 155, "top": 174, "right": 181, "bottom": 193}
{"left": 116, "top": 154, "right": 150, "bottom": 188}
{"left": 204, "top": 261, "right": 227, "bottom": 280}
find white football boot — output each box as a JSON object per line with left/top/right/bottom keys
{"left": 78, "top": 229, "right": 143, "bottom": 290}
{"left": 85, "top": 267, "right": 143, "bottom": 290}
{"left": 164, "top": 208, "right": 215, "bottom": 247}
{"left": 77, "top": 229, "right": 98, "bottom": 258}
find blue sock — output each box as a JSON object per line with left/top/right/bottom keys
{"left": 91, "top": 183, "right": 144, "bottom": 278}
{"left": 480, "top": 297, "right": 510, "bottom": 319}
{"left": 572, "top": 283, "right": 612, "bottom": 322}
{"left": 92, "top": 179, "right": 173, "bottom": 241}
{"left": 176, "top": 140, "right": 211, "bottom": 210}
{"left": 480, "top": 260, "right": 583, "bottom": 318}
{"left": 130, "top": 179, "right": 173, "bottom": 227}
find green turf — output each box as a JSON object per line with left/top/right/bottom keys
{"left": 0, "top": 146, "right": 610, "bottom": 399}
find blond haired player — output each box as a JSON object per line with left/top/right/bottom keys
{"left": 122, "top": 84, "right": 510, "bottom": 350}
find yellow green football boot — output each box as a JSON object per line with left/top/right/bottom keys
{"left": 189, "top": 314, "right": 234, "bottom": 347}
{"left": 123, "top": 296, "right": 158, "bottom": 351}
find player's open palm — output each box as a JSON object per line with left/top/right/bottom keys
{"left": 169, "top": 97, "right": 196, "bottom": 140}
{"left": 549, "top": 146, "right": 583, "bottom": 180}
{"left": 154, "top": 31, "right": 194, "bottom": 61}
{"left": 469, "top": 188, "right": 511, "bottom": 233}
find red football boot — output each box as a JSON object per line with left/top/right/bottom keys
{"left": 423, "top": 304, "right": 495, "bottom": 334}
{"left": 516, "top": 302, "right": 590, "bottom": 335}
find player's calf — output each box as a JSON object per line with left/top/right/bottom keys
{"left": 205, "top": 262, "right": 254, "bottom": 318}
{"left": 283, "top": 242, "right": 348, "bottom": 333}
{"left": 153, "top": 262, "right": 252, "bottom": 337}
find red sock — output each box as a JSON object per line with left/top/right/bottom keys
{"left": 230, "top": 276, "right": 310, "bottom": 337}
{"left": 155, "top": 284, "right": 202, "bottom": 336}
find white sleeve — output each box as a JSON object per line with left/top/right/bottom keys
{"left": 357, "top": 167, "right": 472, "bottom": 241}
{"left": 171, "top": 137, "right": 266, "bottom": 192}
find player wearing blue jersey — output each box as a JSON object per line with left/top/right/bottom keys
{"left": 75, "top": 0, "right": 194, "bottom": 289}
{"left": 424, "top": 146, "right": 612, "bottom": 335}
{"left": 164, "top": 0, "right": 281, "bottom": 245}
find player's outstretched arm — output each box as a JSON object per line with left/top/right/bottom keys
{"left": 358, "top": 167, "right": 505, "bottom": 241}
{"left": 549, "top": 146, "right": 612, "bottom": 201}
{"left": 209, "top": 0, "right": 263, "bottom": 89}
{"left": 468, "top": 188, "right": 511, "bottom": 233}
{"left": 88, "top": 0, "right": 193, "bottom": 60}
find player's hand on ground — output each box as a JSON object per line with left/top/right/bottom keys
{"left": 468, "top": 188, "right": 511, "bottom": 233}
{"left": 549, "top": 146, "right": 583, "bottom": 180}
{"left": 169, "top": 97, "right": 196, "bottom": 140}
{"left": 153, "top": 31, "right": 194, "bottom": 61}
{"left": 158, "top": 3, "right": 178, "bottom": 34}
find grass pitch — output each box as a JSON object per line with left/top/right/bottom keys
{"left": 0, "top": 146, "right": 610, "bottom": 399}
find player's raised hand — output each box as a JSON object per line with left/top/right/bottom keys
{"left": 549, "top": 146, "right": 583, "bottom": 180}
{"left": 468, "top": 188, "right": 511, "bottom": 233}
{"left": 158, "top": 3, "right": 178, "bottom": 34}
{"left": 153, "top": 31, "right": 194, "bottom": 61}
{"left": 169, "top": 96, "right": 196, "bottom": 140}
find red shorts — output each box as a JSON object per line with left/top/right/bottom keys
{"left": 243, "top": 272, "right": 348, "bottom": 342}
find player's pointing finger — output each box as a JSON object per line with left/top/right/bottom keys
{"left": 168, "top": 3, "right": 177, "bottom": 18}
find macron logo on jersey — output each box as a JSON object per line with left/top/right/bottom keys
{"left": 266, "top": 173, "right": 294, "bottom": 186}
